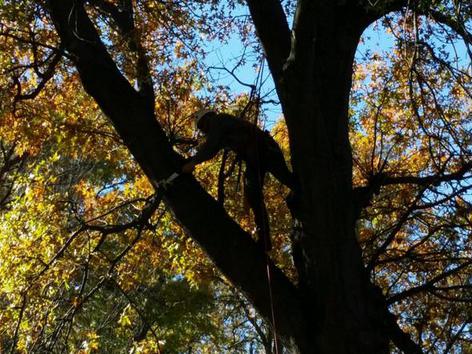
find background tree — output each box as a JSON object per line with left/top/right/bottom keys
{"left": 0, "top": 0, "right": 470, "bottom": 353}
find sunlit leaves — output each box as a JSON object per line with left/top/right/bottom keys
{"left": 0, "top": 0, "right": 470, "bottom": 352}
{"left": 351, "top": 13, "right": 471, "bottom": 352}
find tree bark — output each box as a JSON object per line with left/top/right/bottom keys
{"left": 265, "top": 2, "right": 421, "bottom": 353}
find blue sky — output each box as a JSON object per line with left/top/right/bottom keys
{"left": 201, "top": 10, "right": 470, "bottom": 126}
{"left": 201, "top": 19, "right": 398, "bottom": 125}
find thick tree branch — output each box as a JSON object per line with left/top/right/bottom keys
{"left": 353, "top": 162, "right": 471, "bottom": 219}
{"left": 88, "top": 0, "right": 155, "bottom": 109}
{"left": 245, "top": 0, "right": 291, "bottom": 84}
{"left": 387, "top": 313, "right": 424, "bottom": 354}
{"left": 47, "top": 0, "right": 173, "bottom": 178}
{"left": 46, "top": 0, "right": 305, "bottom": 346}
{"left": 382, "top": 162, "right": 472, "bottom": 186}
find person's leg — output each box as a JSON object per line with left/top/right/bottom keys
{"left": 244, "top": 165, "right": 271, "bottom": 251}
{"left": 264, "top": 137, "right": 295, "bottom": 190}
{"left": 264, "top": 137, "right": 302, "bottom": 220}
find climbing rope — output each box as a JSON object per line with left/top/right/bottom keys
{"left": 248, "top": 96, "right": 280, "bottom": 354}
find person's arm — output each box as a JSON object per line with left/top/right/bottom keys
{"left": 182, "top": 123, "right": 223, "bottom": 173}
{"left": 194, "top": 133, "right": 223, "bottom": 162}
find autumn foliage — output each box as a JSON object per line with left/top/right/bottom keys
{"left": 0, "top": 1, "right": 471, "bottom": 353}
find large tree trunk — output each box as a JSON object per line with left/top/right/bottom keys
{"left": 277, "top": 4, "right": 394, "bottom": 353}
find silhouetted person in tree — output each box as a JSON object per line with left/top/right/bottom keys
{"left": 182, "top": 109, "right": 296, "bottom": 251}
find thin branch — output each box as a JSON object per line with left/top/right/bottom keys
{"left": 428, "top": 10, "right": 472, "bottom": 48}
{"left": 111, "top": 278, "right": 162, "bottom": 350}
{"left": 387, "top": 260, "right": 472, "bottom": 304}
{"left": 14, "top": 50, "right": 63, "bottom": 102}
{"left": 368, "top": 186, "right": 427, "bottom": 270}
{"left": 0, "top": 29, "right": 66, "bottom": 54}
{"left": 8, "top": 294, "right": 27, "bottom": 354}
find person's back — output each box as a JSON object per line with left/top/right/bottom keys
{"left": 200, "top": 113, "right": 269, "bottom": 162}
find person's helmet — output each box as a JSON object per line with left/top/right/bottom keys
{"left": 193, "top": 109, "right": 215, "bottom": 130}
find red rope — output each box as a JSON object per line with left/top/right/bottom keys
{"left": 265, "top": 256, "right": 280, "bottom": 354}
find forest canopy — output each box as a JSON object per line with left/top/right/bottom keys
{"left": 0, "top": 1, "right": 471, "bottom": 353}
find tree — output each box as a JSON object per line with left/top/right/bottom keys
{"left": 0, "top": 0, "right": 471, "bottom": 353}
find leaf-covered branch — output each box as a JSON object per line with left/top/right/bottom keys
{"left": 45, "top": 0, "right": 306, "bottom": 347}
{"left": 13, "top": 50, "right": 62, "bottom": 102}
{"left": 387, "top": 260, "right": 472, "bottom": 304}
{"left": 428, "top": 9, "right": 472, "bottom": 46}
